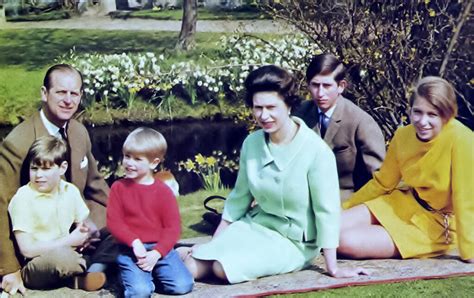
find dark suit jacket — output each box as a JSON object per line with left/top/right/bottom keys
{"left": 294, "top": 97, "right": 386, "bottom": 201}
{"left": 0, "top": 112, "right": 109, "bottom": 276}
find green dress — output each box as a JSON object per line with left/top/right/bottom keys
{"left": 192, "top": 117, "right": 340, "bottom": 283}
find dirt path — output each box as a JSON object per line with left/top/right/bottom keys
{"left": 0, "top": 16, "right": 292, "bottom": 34}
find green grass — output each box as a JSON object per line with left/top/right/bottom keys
{"left": 0, "top": 28, "right": 238, "bottom": 125}
{"left": 273, "top": 275, "right": 474, "bottom": 297}
{"left": 6, "top": 10, "right": 70, "bottom": 22}
{"left": 176, "top": 191, "right": 474, "bottom": 297}
{"left": 0, "top": 29, "right": 225, "bottom": 69}
{"left": 111, "top": 6, "right": 269, "bottom": 21}
{"left": 178, "top": 189, "right": 229, "bottom": 239}
{"left": 0, "top": 65, "right": 44, "bottom": 125}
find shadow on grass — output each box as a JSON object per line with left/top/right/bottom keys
{"left": 188, "top": 218, "right": 216, "bottom": 236}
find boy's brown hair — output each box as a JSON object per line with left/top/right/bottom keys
{"left": 26, "top": 135, "right": 68, "bottom": 169}
{"left": 410, "top": 76, "right": 458, "bottom": 121}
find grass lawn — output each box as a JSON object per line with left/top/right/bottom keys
{"left": 0, "top": 28, "right": 235, "bottom": 125}
{"left": 274, "top": 276, "right": 474, "bottom": 297}
{"left": 0, "top": 29, "right": 225, "bottom": 69}
{"left": 111, "top": 6, "right": 269, "bottom": 21}
{"left": 178, "top": 190, "right": 474, "bottom": 297}
{"left": 0, "top": 65, "right": 44, "bottom": 125}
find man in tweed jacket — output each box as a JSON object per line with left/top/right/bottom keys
{"left": 0, "top": 64, "right": 110, "bottom": 294}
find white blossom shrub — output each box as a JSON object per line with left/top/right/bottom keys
{"left": 61, "top": 34, "right": 321, "bottom": 111}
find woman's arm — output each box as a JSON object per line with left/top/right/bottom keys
{"left": 343, "top": 129, "right": 403, "bottom": 209}
{"left": 451, "top": 126, "right": 474, "bottom": 261}
{"left": 221, "top": 137, "right": 253, "bottom": 222}
{"left": 213, "top": 219, "right": 231, "bottom": 238}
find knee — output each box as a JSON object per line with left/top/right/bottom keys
{"left": 40, "top": 248, "right": 84, "bottom": 275}
{"left": 340, "top": 209, "right": 355, "bottom": 231}
{"left": 162, "top": 277, "right": 194, "bottom": 295}
{"left": 212, "top": 261, "right": 228, "bottom": 282}
{"left": 125, "top": 282, "right": 154, "bottom": 298}
{"left": 181, "top": 252, "right": 198, "bottom": 278}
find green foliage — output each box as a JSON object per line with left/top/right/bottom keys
{"left": 177, "top": 152, "right": 239, "bottom": 192}
{"left": 0, "top": 29, "right": 229, "bottom": 125}
{"left": 0, "top": 29, "right": 321, "bottom": 126}
{"left": 262, "top": 0, "right": 474, "bottom": 136}
{"left": 58, "top": 34, "right": 319, "bottom": 125}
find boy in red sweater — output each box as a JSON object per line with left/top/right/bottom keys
{"left": 107, "top": 127, "right": 193, "bottom": 296}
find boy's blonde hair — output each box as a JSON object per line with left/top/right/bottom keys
{"left": 122, "top": 127, "right": 167, "bottom": 161}
{"left": 27, "top": 135, "right": 68, "bottom": 168}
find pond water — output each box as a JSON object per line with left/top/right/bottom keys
{"left": 0, "top": 120, "right": 249, "bottom": 194}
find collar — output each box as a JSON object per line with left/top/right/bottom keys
{"left": 318, "top": 103, "right": 337, "bottom": 118}
{"left": 26, "top": 179, "right": 68, "bottom": 198}
{"left": 40, "top": 110, "right": 67, "bottom": 138}
{"left": 260, "top": 117, "right": 309, "bottom": 171}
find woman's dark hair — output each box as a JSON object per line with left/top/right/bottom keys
{"left": 244, "top": 65, "right": 300, "bottom": 108}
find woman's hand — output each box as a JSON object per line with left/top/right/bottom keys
{"left": 327, "top": 266, "right": 371, "bottom": 278}
{"left": 323, "top": 248, "right": 371, "bottom": 278}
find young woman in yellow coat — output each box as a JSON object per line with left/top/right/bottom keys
{"left": 338, "top": 76, "right": 473, "bottom": 263}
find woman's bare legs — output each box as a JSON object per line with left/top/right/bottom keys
{"left": 177, "top": 246, "right": 228, "bottom": 282}
{"left": 211, "top": 261, "right": 228, "bottom": 281}
{"left": 338, "top": 204, "right": 400, "bottom": 259}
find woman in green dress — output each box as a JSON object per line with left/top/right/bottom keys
{"left": 179, "top": 65, "right": 368, "bottom": 283}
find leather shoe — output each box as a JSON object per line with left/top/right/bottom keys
{"left": 71, "top": 272, "right": 106, "bottom": 291}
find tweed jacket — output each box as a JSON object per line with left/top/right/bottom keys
{"left": 294, "top": 97, "right": 386, "bottom": 201}
{"left": 0, "top": 112, "right": 109, "bottom": 275}
{"left": 222, "top": 117, "right": 340, "bottom": 249}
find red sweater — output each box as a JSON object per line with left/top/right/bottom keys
{"left": 107, "top": 178, "right": 181, "bottom": 256}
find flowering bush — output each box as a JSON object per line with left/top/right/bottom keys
{"left": 60, "top": 34, "right": 320, "bottom": 117}
{"left": 177, "top": 151, "right": 239, "bottom": 192}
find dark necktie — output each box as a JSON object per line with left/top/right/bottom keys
{"left": 319, "top": 113, "right": 329, "bottom": 138}
{"left": 59, "top": 127, "right": 72, "bottom": 181}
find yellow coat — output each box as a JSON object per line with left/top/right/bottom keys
{"left": 343, "top": 119, "right": 474, "bottom": 260}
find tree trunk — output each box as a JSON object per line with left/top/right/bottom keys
{"left": 0, "top": 4, "right": 5, "bottom": 23}
{"left": 176, "top": 0, "right": 197, "bottom": 51}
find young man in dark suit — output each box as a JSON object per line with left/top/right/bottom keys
{"left": 294, "top": 54, "right": 386, "bottom": 201}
